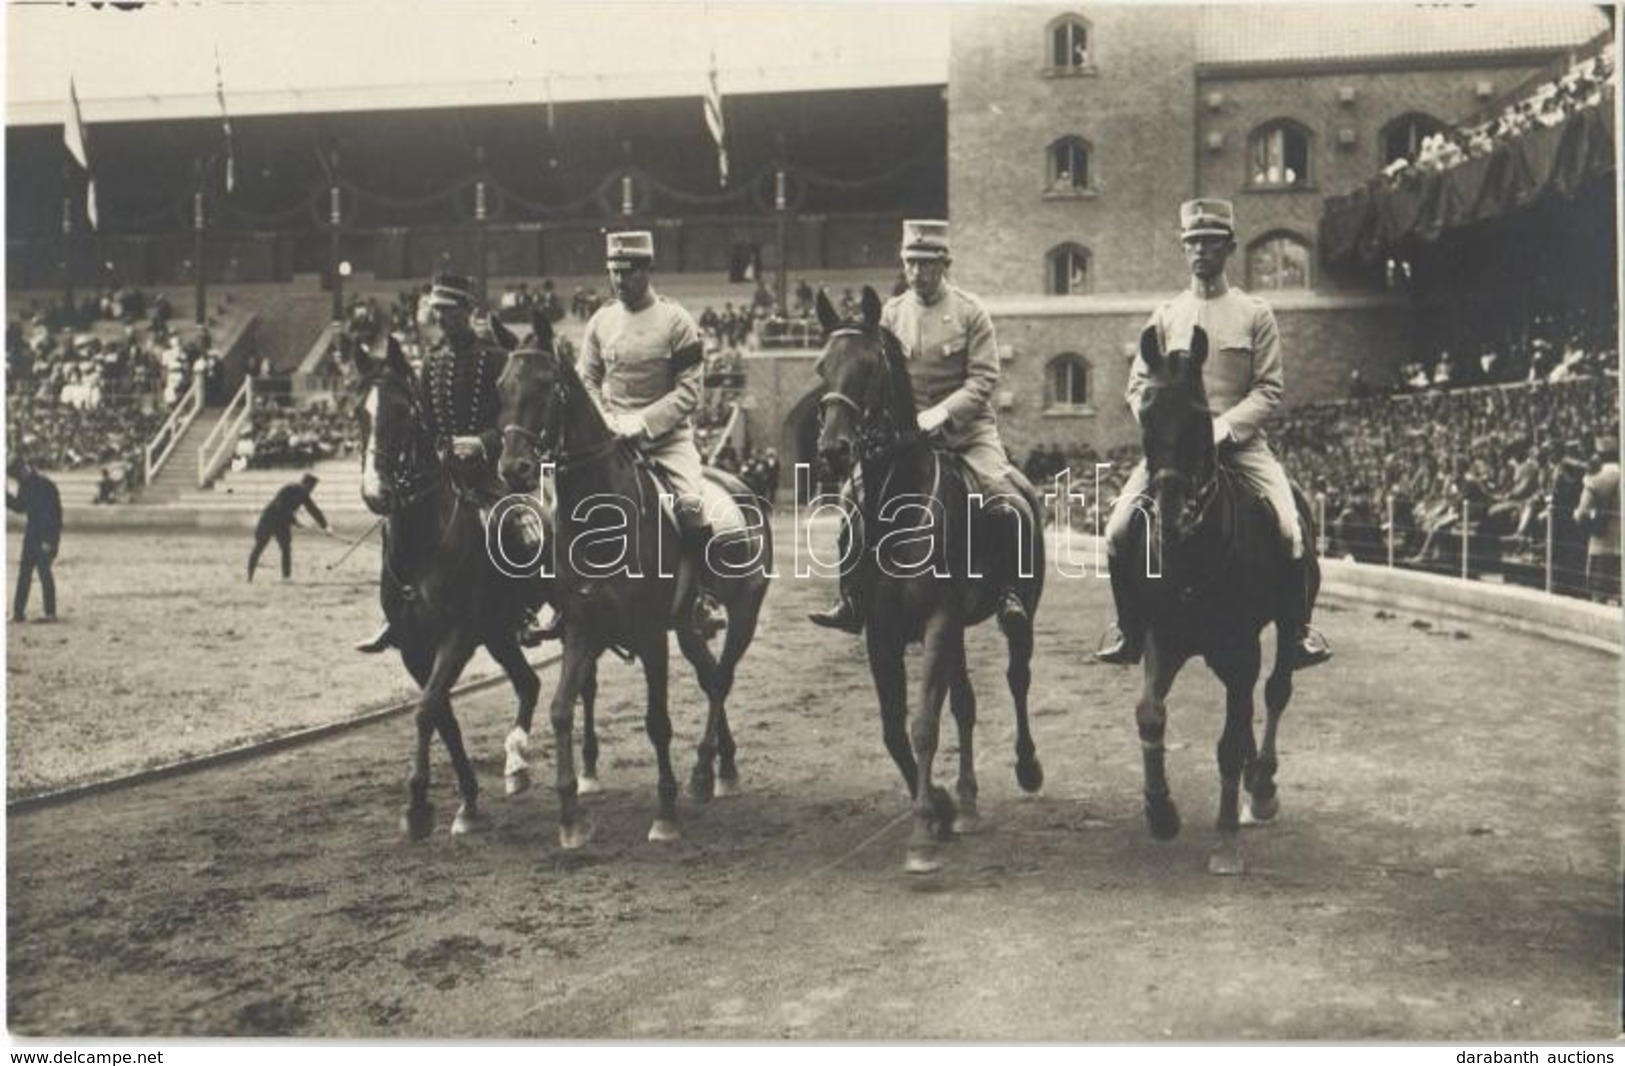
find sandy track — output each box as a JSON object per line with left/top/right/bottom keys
{"left": 6, "top": 522, "right": 1620, "bottom": 1038}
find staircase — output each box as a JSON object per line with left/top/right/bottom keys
{"left": 137, "top": 408, "right": 226, "bottom": 503}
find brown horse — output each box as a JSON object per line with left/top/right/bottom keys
{"left": 351, "top": 332, "right": 545, "bottom": 838}
{"left": 1123, "top": 323, "right": 1320, "bottom": 874}
{"left": 813, "top": 286, "right": 1044, "bottom": 874}
{"left": 496, "top": 333, "right": 773, "bottom": 848}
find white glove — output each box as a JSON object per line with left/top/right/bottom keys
{"left": 450, "top": 435, "right": 486, "bottom": 461}
{"left": 610, "top": 413, "right": 649, "bottom": 441}
{"left": 917, "top": 406, "right": 950, "bottom": 434}
{"left": 1211, "top": 417, "right": 1233, "bottom": 446}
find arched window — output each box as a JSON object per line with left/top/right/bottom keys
{"left": 1045, "top": 243, "right": 1091, "bottom": 295}
{"left": 1047, "top": 14, "right": 1093, "bottom": 72}
{"left": 1380, "top": 112, "right": 1447, "bottom": 165}
{"left": 1247, "top": 120, "right": 1312, "bottom": 188}
{"left": 1045, "top": 353, "right": 1093, "bottom": 412}
{"left": 1046, "top": 136, "right": 1092, "bottom": 193}
{"left": 1246, "top": 231, "right": 1313, "bottom": 291}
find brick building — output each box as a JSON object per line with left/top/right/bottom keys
{"left": 937, "top": 3, "right": 1608, "bottom": 465}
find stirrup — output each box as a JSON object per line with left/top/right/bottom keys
{"left": 1094, "top": 622, "right": 1142, "bottom": 665}
{"left": 996, "top": 589, "right": 1028, "bottom": 630}
{"left": 519, "top": 606, "right": 561, "bottom": 647}
{"left": 1294, "top": 625, "right": 1332, "bottom": 669}
{"left": 354, "top": 622, "right": 394, "bottom": 654}
{"left": 808, "top": 596, "right": 863, "bottom": 634}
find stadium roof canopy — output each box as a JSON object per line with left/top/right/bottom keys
{"left": 5, "top": 1, "right": 951, "bottom": 128}
{"left": 1197, "top": 3, "right": 1609, "bottom": 67}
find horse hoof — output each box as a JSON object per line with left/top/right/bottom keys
{"left": 904, "top": 848, "right": 942, "bottom": 875}
{"left": 505, "top": 769, "right": 532, "bottom": 797}
{"left": 1016, "top": 758, "right": 1044, "bottom": 794}
{"left": 400, "top": 805, "right": 435, "bottom": 841}
{"left": 1208, "top": 843, "right": 1244, "bottom": 876}
{"left": 576, "top": 775, "right": 604, "bottom": 796}
{"left": 451, "top": 805, "right": 488, "bottom": 836}
{"left": 952, "top": 810, "right": 982, "bottom": 836}
{"left": 558, "top": 819, "right": 595, "bottom": 850}
{"left": 648, "top": 819, "right": 682, "bottom": 843}
{"left": 1145, "top": 797, "right": 1181, "bottom": 841}
{"left": 714, "top": 774, "right": 741, "bottom": 799}
{"left": 1241, "top": 793, "right": 1279, "bottom": 826}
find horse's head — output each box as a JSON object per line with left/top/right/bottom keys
{"left": 350, "top": 333, "right": 432, "bottom": 516}
{"left": 812, "top": 284, "right": 916, "bottom": 481}
{"left": 496, "top": 311, "right": 565, "bottom": 493}
{"left": 1136, "top": 323, "right": 1217, "bottom": 544}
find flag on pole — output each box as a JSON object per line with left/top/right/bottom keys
{"left": 65, "top": 76, "right": 98, "bottom": 230}
{"left": 703, "top": 51, "right": 728, "bottom": 188}
{"left": 214, "top": 46, "right": 237, "bottom": 193}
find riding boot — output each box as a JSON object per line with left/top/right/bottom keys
{"left": 1289, "top": 557, "right": 1332, "bottom": 669}
{"left": 1094, "top": 551, "right": 1145, "bottom": 665}
{"left": 678, "top": 524, "right": 725, "bottom": 635}
{"left": 808, "top": 518, "right": 865, "bottom": 633}
{"left": 355, "top": 621, "right": 395, "bottom": 654}
{"left": 990, "top": 504, "right": 1030, "bottom": 632}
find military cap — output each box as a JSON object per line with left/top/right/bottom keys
{"left": 428, "top": 273, "right": 477, "bottom": 309}
{"left": 605, "top": 230, "right": 655, "bottom": 265}
{"left": 1180, "top": 198, "right": 1236, "bottom": 239}
{"left": 901, "top": 219, "right": 951, "bottom": 260}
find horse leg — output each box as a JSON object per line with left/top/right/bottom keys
{"left": 578, "top": 660, "right": 603, "bottom": 795}
{"left": 404, "top": 637, "right": 479, "bottom": 839}
{"left": 905, "top": 615, "right": 961, "bottom": 875}
{"left": 866, "top": 624, "right": 917, "bottom": 796}
{"left": 1137, "top": 636, "right": 1185, "bottom": 841}
{"left": 1004, "top": 603, "right": 1043, "bottom": 793}
{"left": 710, "top": 588, "right": 764, "bottom": 797}
{"left": 550, "top": 638, "right": 599, "bottom": 850}
{"left": 1207, "top": 640, "right": 1261, "bottom": 875}
{"left": 676, "top": 624, "right": 722, "bottom": 803}
{"left": 485, "top": 632, "right": 541, "bottom": 797}
{"left": 641, "top": 635, "right": 682, "bottom": 843}
{"left": 1245, "top": 619, "right": 1297, "bottom": 826}
{"left": 947, "top": 648, "right": 980, "bottom": 835}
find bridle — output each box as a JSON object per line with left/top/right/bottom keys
{"left": 362, "top": 371, "right": 441, "bottom": 513}
{"left": 817, "top": 328, "right": 921, "bottom": 464}
{"left": 500, "top": 358, "right": 624, "bottom": 476}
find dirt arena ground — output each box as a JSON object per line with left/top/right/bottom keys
{"left": 5, "top": 522, "right": 1621, "bottom": 1039}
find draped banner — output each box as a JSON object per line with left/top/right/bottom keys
{"left": 1320, "top": 90, "right": 1615, "bottom": 267}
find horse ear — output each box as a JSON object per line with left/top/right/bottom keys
{"left": 1189, "top": 325, "right": 1209, "bottom": 370}
{"left": 860, "top": 286, "right": 882, "bottom": 330}
{"left": 815, "top": 288, "right": 841, "bottom": 334}
{"left": 530, "top": 310, "right": 554, "bottom": 354}
{"left": 385, "top": 332, "right": 412, "bottom": 376}
{"left": 490, "top": 314, "right": 519, "bottom": 352}
{"left": 1139, "top": 325, "right": 1164, "bottom": 374}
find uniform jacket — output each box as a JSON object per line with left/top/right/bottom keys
{"left": 422, "top": 330, "right": 507, "bottom": 459}
{"left": 881, "top": 284, "right": 1001, "bottom": 439}
{"left": 1126, "top": 277, "right": 1284, "bottom": 448}
{"left": 580, "top": 292, "right": 704, "bottom": 444}
{"left": 7, "top": 472, "right": 61, "bottom": 545}
{"left": 260, "top": 483, "right": 327, "bottom": 532}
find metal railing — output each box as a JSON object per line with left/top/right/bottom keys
{"left": 142, "top": 377, "right": 203, "bottom": 486}
{"left": 1319, "top": 491, "right": 1596, "bottom": 601}
{"left": 196, "top": 375, "right": 256, "bottom": 489}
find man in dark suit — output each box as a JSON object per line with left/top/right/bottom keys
{"left": 248, "top": 472, "right": 328, "bottom": 582}
{"left": 7, "top": 457, "right": 62, "bottom": 622}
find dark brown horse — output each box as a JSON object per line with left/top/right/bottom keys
{"left": 496, "top": 334, "right": 773, "bottom": 849}
{"left": 813, "top": 286, "right": 1044, "bottom": 875}
{"left": 352, "top": 332, "right": 548, "bottom": 838}
{"left": 1123, "top": 323, "right": 1320, "bottom": 874}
